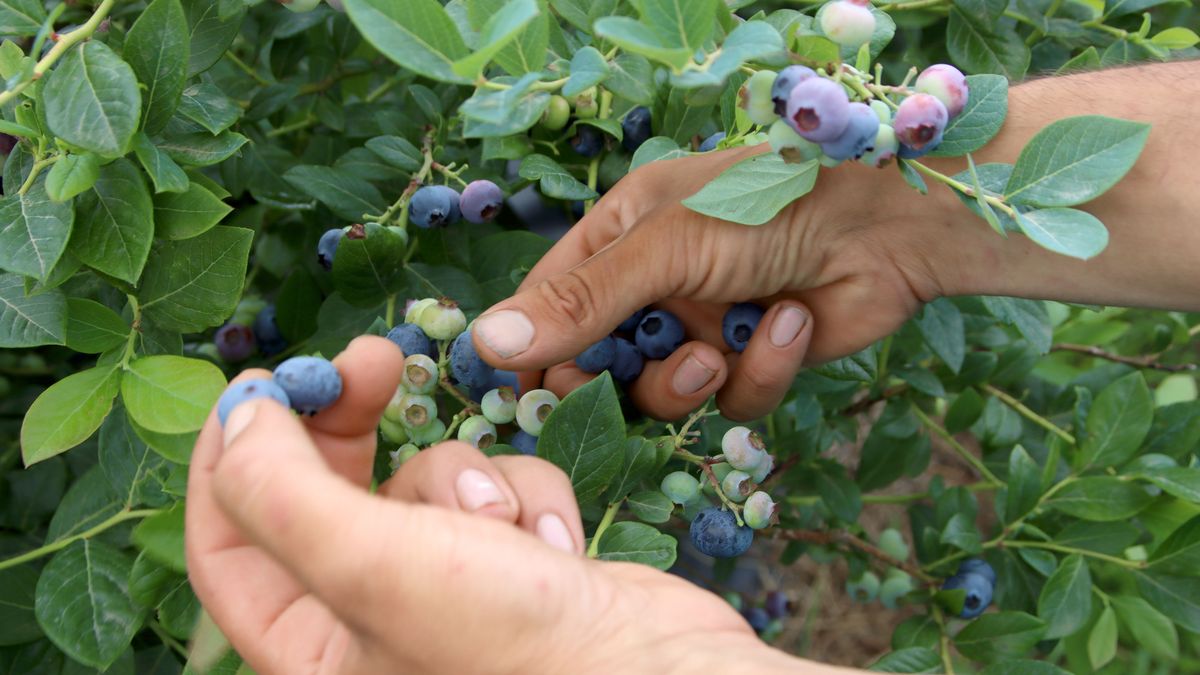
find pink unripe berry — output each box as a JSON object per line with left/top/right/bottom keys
{"left": 893, "top": 93, "right": 949, "bottom": 151}
{"left": 820, "top": 1, "right": 877, "bottom": 48}
{"left": 915, "top": 64, "right": 969, "bottom": 118}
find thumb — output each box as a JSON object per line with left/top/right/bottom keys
{"left": 471, "top": 223, "right": 676, "bottom": 370}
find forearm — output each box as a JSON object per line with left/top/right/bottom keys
{"left": 905, "top": 60, "right": 1200, "bottom": 310}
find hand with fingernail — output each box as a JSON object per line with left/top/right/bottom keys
{"left": 187, "top": 336, "right": 854, "bottom": 675}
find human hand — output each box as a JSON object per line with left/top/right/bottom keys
{"left": 186, "top": 336, "right": 836, "bottom": 675}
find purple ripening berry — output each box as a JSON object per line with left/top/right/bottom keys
{"left": 785, "top": 77, "right": 851, "bottom": 144}
{"left": 770, "top": 65, "right": 816, "bottom": 117}
{"left": 215, "top": 323, "right": 256, "bottom": 363}
{"left": 915, "top": 64, "right": 969, "bottom": 118}
{"left": 893, "top": 93, "right": 949, "bottom": 152}
{"left": 460, "top": 180, "right": 504, "bottom": 224}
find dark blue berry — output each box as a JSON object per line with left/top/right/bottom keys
{"left": 385, "top": 323, "right": 437, "bottom": 360}
{"left": 450, "top": 328, "right": 494, "bottom": 391}
{"left": 571, "top": 125, "right": 604, "bottom": 158}
{"left": 510, "top": 430, "right": 538, "bottom": 456}
{"left": 273, "top": 356, "right": 343, "bottom": 416}
{"left": 956, "top": 558, "right": 996, "bottom": 586}
{"left": 621, "top": 106, "right": 653, "bottom": 153}
{"left": 722, "top": 303, "right": 765, "bottom": 353}
{"left": 743, "top": 607, "right": 771, "bottom": 633}
{"left": 254, "top": 305, "right": 287, "bottom": 357}
{"left": 771, "top": 65, "right": 817, "bottom": 117}
{"left": 460, "top": 180, "right": 504, "bottom": 224}
{"left": 941, "top": 572, "right": 993, "bottom": 619}
{"left": 689, "top": 507, "right": 754, "bottom": 558}
{"left": 610, "top": 337, "right": 644, "bottom": 383}
{"left": 317, "top": 228, "right": 343, "bottom": 271}
{"left": 617, "top": 308, "right": 646, "bottom": 333}
{"left": 215, "top": 323, "right": 255, "bottom": 362}
{"left": 217, "top": 379, "right": 291, "bottom": 426}
{"left": 410, "top": 185, "right": 462, "bottom": 228}
{"left": 699, "top": 132, "right": 726, "bottom": 153}
{"left": 765, "top": 591, "right": 790, "bottom": 619}
{"left": 575, "top": 336, "right": 617, "bottom": 374}
{"left": 636, "top": 310, "right": 685, "bottom": 360}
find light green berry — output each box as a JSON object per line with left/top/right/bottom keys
{"left": 457, "top": 415, "right": 498, "bottom": 449}
{"left": 743, "top": 491, "right": 776, "bottom": 529}
{"left": 573, "top": 87, "right": 599, "bottom": 119}
{"left": 379, "top": 417, "right": 409, "bottom": 445}
{"left": 721, "top": 426, "right": 768, "bottom": 472}
{"left": 739, "top": 70, "right": 779, "bottom": 126}
{"left": 481, "top": 386, "right": 518, "bottom": 424}
{"left": 542, "top": 95, "right": 571, "bottom": 131}
{"left": 879, "top": 571, "right": 914, "bottom": 609}
{"left": 768, "top": 119, "right": 821, "bottom": 164}
{"left": 404, "top": 298, "right": 438, "bottom": 324}
{"left": 846, "top": 571, "right": 881, "bottom": 603}
{"left": 231, "top": 296, "right": 267, "bottom": 326}
{"left": 409, "top": 418, "right": 447, "bottom": 446}
{"left": 415, "top": 299, "right": 467, "bottom": 341}
{"left": 749, "top": 454, "right": 774, "bottom": 483}
{"left": 721, "top": 470, "right": 753, "bottom": 503}
{"left": 397, "top": 393, "right": 438, "bottom": 430}
{"left": 388, "top": 443, "right": 420, "bottom": 472}
{"left": 516, "top": 389, "right": 559, "bottom": 437}
{"left": 402, "top": 354, "right": 439, "bottom": 394}
{"left": 869, "top": 99, "right": 892, "bottom": 124}
{"left": 382, "top": 385, "right": 408, "bottom": 425}
{"left": 660, "top": 471, "right": 701, "bottom": 505}
{"left": 878, "top": 528, "right": 910, "bottom": 562}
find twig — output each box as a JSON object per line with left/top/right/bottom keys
{"left": 983, "top": 384, "right": 1076, "bottom": 445}
{"left": 1052, "top": 343, "right": 1197, "bottom": 373}
{"left": 912, "top": 406, "right": 1003, "bottom": 486}
{"left": 0, "top": 0, "right": 116, "bottom": 107}
{"left": 774, "top": 529, "right": 937, "bottom": 583}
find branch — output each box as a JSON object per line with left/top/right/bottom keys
{"left": 1052, "top": 343, "right": 1197, "bottom": 373}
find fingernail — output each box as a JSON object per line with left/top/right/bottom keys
{"left": 770, "top": 306, "right": 809, "bottom": 348}
{"left": 223, "top": 401, "right": 259, "bottom": 447}
{"left": 455, "top": 468, "right": 506, "bottom": 512}
{"left": 536, "top": 513, "right": 576, "bottom": 554}
{"left": 672, "top": 355, "right": 717, "bottom": 396}
{"left": 474, "top": 310, "right": 535, "bottom": 359}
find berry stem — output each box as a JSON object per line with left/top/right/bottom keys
{"left": 440, "top": 408, "right": 473, "bottom": 442}
{"left": 225, "top": 51, "right": 271, "bottom": 87}
{"left": 118, "top": 295, "right": 142, "bottom": 370}
{"left": 583, "top": 89, "right": 613, "bottom": 214}
{"left": 1000, "top": 540, "right": 1147, "bottom": 569}
{"left": 911, "top": 405, "right": 1004, "bottom": 486}
{"left": 0, "top": 0, "right": 116, "bottom": 108}
{"left": 17, "top": 154, "right": 59, "bottom": 195}
{"left": 366, "top": 129, "right": 437, "bottom": 227}
{"left": 385, "top": 294, "right": 397, "bottom": 329}
{"left": 982, "top": 384, "right": 1076, "bottom": 445}
{"left": 903, "top": 160, "right": 1018, "bottom": 217}
{"left": 932, "top": 605, "right": 957, "bottom": 674}
{"left": 1051, "top": 343, "right": 1197, "bottom": 372}
{"left": 586, "top": 500, "right": 623, "bottom": 558}
{"left": 0, "top": 507, "right": 163, "bottom": 572}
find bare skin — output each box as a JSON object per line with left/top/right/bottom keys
{"left": 187, "top": 62, "right": 1200, "bottom": 674}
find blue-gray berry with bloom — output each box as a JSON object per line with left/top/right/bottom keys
{"left": 722, "top": 303, "right": 765, "bottom": 353}
{"left": 635, "top": 310, "right": 685, "bottom": 359}
{"left": 460, "top": 180, "right": 504, "bottom": 224}
{"left": 450, "top": 328, "right": 495, "bottom": 391}
{"left": 272, "top": 356, "right": 343, "bottom": 416}
{"left": 317, "top": 228, "right": 343, "bottom": 270}
{"left": 575, "top": 336, "right": 617, "bottom": 374}
{"left": 217, "top": 379, "right": 291, "bottom": 426}
{"left": 385, "top": 323, "right": 436, "bottom": 360}
{"left": 690, "top": 507, "right": 754, "bottom": 558}
{"left": 410, "top": 185, "right": 462, "bottom": 228}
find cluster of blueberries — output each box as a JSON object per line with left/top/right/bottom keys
{"left": 210, "top": 299, "right": 288, "bottom": 363}
{"left": 216, "top": 355, "right": 343, "bottom": 424}
{"left": 741, "top": 61, "right": 969, "bottom": 168}
{"left": 729, "top": 589, "right": 792, "bottom": 640}
{"left": 844, "top": 529, "right": 916, "bottom": 609}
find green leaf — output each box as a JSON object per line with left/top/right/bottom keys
{"left": 0, "top": 178, "right": 75, "bottom": 282}
{"left": 1037, "top": 554, "right": 1093, "bottom": 639}
{"left": 153, "top": 181, "right": 231, "bottom": 240}
{"left": 1150, "top": 26, "right": 1198, "bottom": 49}
{"left": 0, "top": 565, "right": 40, "bottom": 646}
{"left": 1110, "top": 595, "right": 1178, "bottom": 660}
{"left": 156, "top": 129, "right": 248, "bottom": 167}
{"left": 946, "top": 388, "right": 984, "bottom": 433}
{"left": 638, "top": 0, "right": 718, "bottom": 59}
{"left": 344, "top": 0, "right": 471, "bottom": 83}
{"left": 72, "top": 158, "right": 154, "bottom": 285}
{"left": 21, "top": 365, "right": 121, "bottom": 465}
{"left": 606, "top": 53, "right": 655, "bottom": 106}
{"left": 0, "top": 0, "right": 45, "bottom": 36}
{"left": 815, "top": 343, "right": 879, "bottom": 383}
{"left": 518, "top": 154, "right": 598, "bottom": 200}
{"left": 682, "top": 154, "right": 819, "bottom": 226}
{"left": 980, "top": 296, "right": 1051, "bottom": 354}
{"left": 138, "top": 226, "right": 253, "bottom": 333}
{"left": 283, "top": 165, "right": 387, "bottom": 222}
{"left": 1139, "top": 467, "right": 1200, "bottom": 503}
{"left": 331, "top": 224, "right": 408, "bottom": 308}
{"left": 45, "top": 153, "right": 100, "bottom": 202}
{"left": 65, "top": 298, "right": 129, "bottom": 354}
{"left": 0, "top": 273, "right": 66, "bottom": 347}
{"left": 627, "top": 490, "right": 674, "bottom": 524}
{"left": 671, "top": 21, "right": 785, "bottom": 89}
{"left": 868, "top": 647, "right": 941, "bottom": 673}
{"left": 980, "top": 661, "right": 1070, "bottom": 675}
{"left": 931, "top": 75, "right": 1008, "bottom": 157}
{"left": 594, "top": 16, "right": 693, "bottom": 69}
{"left": 1086, "top": 605, "right": 1117, "bottom": 670}
{"left": 43, "top": 42, "right": 141, "bottom": 159}
{"left": 452, "top": 0, "right": 539, "bottom": 79}
{"left": 1147, "top": 514, "right": 1200, "bottom": 574}
{"left": 182, "top": 0, "right": 244, "bottom": 76}
{"left": 1047, "top": 476, "right": 1153, "bottom": 521}
{"left": 460, "top": 73, "right": 543, "bottom": 125}
{"left": 177, "top": 83, "right": 241, "bottom": 135}
{"left": 1014, "top": 208, "right": 1109, "bottom": 260}
{"left": 131, "top": 503, "right": 186, "bottom": 574}
{"left": 817, "top": 466, "right": 862, "bottom": 522}
{"left": 35, "top": 540, "right": 143, "bottom": 669}
{"left": 954, "top": 611, "right": 1045, "bottom": 661}
{"left": 537, "top": 372, "right": 626, "bottom": 503}
{"left": 596, "top": 521, "right": 677, "bottom": 570}
{"left": 1136, "top": 570, "right": 1200, "bottom": 633}
{"left": 1081, "top": 372, "right": 1153, "bottom": 468}
{"left": 940, "top": 512, "right": 982, "bottom": 553}
{"left": 121, "top": 356, "right": 226, "bottom": 435}
{"left": 124, "top": 0, "right": 190, "bottom": 134}
{"left": 604, "top": 437, "right": 659, "bottom": 503}
{"left": 45, "top": 466, "right": 123, "bottom": 545}
{"left": 898, "top": 159, "right": 928, "bottom": 194}
{"left": 563, "top": 46, "right": 610, "bottom": 97}
{"left": 461, "top": 89, "right": 551, "bottom": 138}
{"left": 131, "top": 133, "right": 190, "bottom": 194}
{"left": 629, "top": 136, "right": 690, "bottom": 171}
{"left": 1104, "top": 0, "right": 1186, "bottom": 17}
{"left": 1004, "top": 116, "right": 1151, "bottom": 207}
{"left": 857, "top": 422, "right": 928, "bottom": 491}
{"left": 913, "top": 298, "right": 965, "bottom": 373}
{"left": 1006, "top": 445, "right": 1042, "bottom": 524}
{"left": 946, "top": 9, "right": 1030, "bottom": 79}
{"left": 1056, "top": 46, "right": 1102, "bottom": 74}
{"left": 365, "top": 136, "right": 422, "bottom": 172}
{"left": 549, "top": 0, "right": 619, "bottom": 32}
{"left": 98, "top": 410, "right": 170, "bottom": 509}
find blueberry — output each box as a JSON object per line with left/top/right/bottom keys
{"left": 660, "top": 471, "right": 701, "bottom": 505}
{"left": 510, "top": 430, "right": 538, "bottom": 455}
{"left": 786, "top": 77, "right": 851, "bottom": 143}
{"left": 383, "top": 386, "right": 407, "bottom": 426}
{"left": 450, "top": 328, "right": 495, "bottom": 391}
{"left": 765, "top": 591, "right": 790, "bottom": 619}
{"left": 820, "top": 102, "right": 880, "bottom": 162}
{"left": 405, "top": 298, "right": 439, "bottom": 324}
{"left": 457, "top": 415, "right": 498, "bottom": 450}
{"left": 897, "top": 135, "right": 942, "bottom": 160}
{"left": 253, "top": 305, "right": 287, "bottom": 357}
{"left": 721, "top": 426, "right": 769, "bottom": 472}
{"left": 216, "top": 379, "right": 291, "bottom": 426}
{"left": 748, "top": 454, "right": 774, "bottom": 483}
{"left": 460, "top": 180, "right": 504, "bottom": 224}
{"left": 942, "top": 572, "right": 993, "bottom": 619}
{"left": 846, "top": 571, "right": 881, "bottom": 603}
{"left": 481, "top": 386, "right": 518, "bottom": 424}
{"left": 689, "top": 507, "right": 754, "bottom": 558}
{"left": 621, "top": 106, "right": 653, "bottom": 153}
{"left": 379, "top": 418, "right": 409, "bottom": 445}
{"left": 388, "top": 443, "right": 420, "bottom": 472}
{"left": 414, "top": 298, "right": 467, "bottom": 341}
{"left": 317, "top": 228, "right": 344, "bottom": 271}
{"left": 742, "top": 607, "right": 771, "bottom": 633}
{"left": 410, "top": 185, "right": 462, "bottom": 228}
{"left": 575, "top": 336, "right": 617, "bottom": 374}
{"left": 635, "top": 310, "right": 685, "bottom": 359}
{"left": 573, "top": 87, "right": 599, "bottom": 119}
{"left": 859, "top": 124, "right": 899, "bottom": 168}
{"left": 770, "top": 65, "right": 816, "bottom": 117}
{"left": 893, "top": 93, "right": 949, "bottom": 153}
{"left": 879, "top": 571, "right": 915, "bottom": 609}
{"left": 870, "top": 99, "right": 892, "bottom": 124}
{"left": 721, "top": 470, "right": 753, "bottom": 503}
{"left": 215, "top": 323, "right": 256, "bottom": 363}
{"left": 699, "top": 132, "right": 726, "bottom": 153}
{"left": 409, "top": 418, "right": 447, "bottom": 446}
{"left": 272, "top": 356, "right": 343, "bottom": 416}
{"left": 702, "top": 462, "right": 733, "bottom": 497}
{"left": 956, "top": 558, "right": 996, "bottom": 586}
{"left": 232, "top": 296, "right": 268, "bottom": 326}
{"left": 739, "top": 70, "right": 779, "bottom": 126}
{"left": 385, "top": 323, "right": 437, "bottom": 360}
{"left": 401, "top": 354, "right": 439, "bottom": 395}
{"left": 571, "top": 125, "right": 604, "bottom": 158}
{"left": 617, "top": 308, "right": 646, "bottom": 333}
{"left": 721, "top": 303, "right": 765, "bottom": 353}
{"left": 516, "top": 389, "right": 559, "bottom": 436}
{"left": 541, "top": 95, "right": 571, "bottom": 131}
{"left": 819, "top": 0, "right": 877, "bottom": 48}
{"left": 878, "top": 528, "right": 910, "bottom": 561}
{"left": 743, "top": 491, "right": 776, "bottom": 530}
{"left": 768, "top": 119, "right": 822, "bottom": 164}
{"left": 610, "top": 337, "right": 644, "bottom": 383}
{"left": 489, "top": 368, "right": 520, "bottom": 392}
{"left": 916, "top": 64, "right": 969, "bottom": 118}
{"left": 396, "top": 393, "right": 438, "bottom": 430}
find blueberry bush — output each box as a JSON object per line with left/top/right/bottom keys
{"left": 1, "top": 0, "right": 1198, "bottom": 673}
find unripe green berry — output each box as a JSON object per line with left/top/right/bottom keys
{"left": 397, "top": 393, "right": 438, "bottom": 430}
{"left": 405, "top": 298, "right": 438, "bottom": 324}
{"left": 481, "top": 386, "right": 518, "bottom": 424}
{"left": 703, "top": 462, "right": 734, "bottom": 497}
{"left": 743, "top": 491, "right": 776, "bottom": 529}
{"left": 721, "top": 470, "right": 753, "bottom": 503}
{"left": 401, "top": 354, "right": 439, "bottom": 394}
{"left": 388, "top": 443, "right": 420, "bottom": 472}
{"left": 661, "top": 471, "right": 701, "bottom": 505}
{"left": 739, "top": 70, "right": 779, "bottom": 126}
{"left": 749, "top": 454, "right": 774, "bottom": 483}
{"left": 878, "top": 528, "right": 909, "bottom": 562}
{"left": 768, "top": 119, "right": 821, "bottom": 164}
{"left": 723, "top": 591, "right": 744, "bottom": 612}
{"left": 383, "top": 385, "right": 408, "bottom": 425}
{"left": 846, "top": 571, "right": 881, "bottom": 603}
{"left": 574, "top": 87, "right": 599, "bottom": 119}
{"left": 231, "top": 296, "right": 268, "bottom": 326}
{"left": 386, "top": 225, "right": 410, "bottom": 248}
{"left": 870, "top": 99, "right": 892, "bottom": 124}
{"left": 409, "top": 418, "right": 447, "bottom": 446}
{"left": 516, "top": 389, "right": 559, "bottom": 436}
{"left": 542, "top": 95, "right": 571, "bottom": 131}
{"left": 379, "top": 417, "right": 409, "bottom": 445}
{"left": 415, "top": 298, "right": 467, "bottom": 341}
{"left": 457, "top": 415, "right": 498, "bottom": 449}
{"left": 879, "top": 571, "right": 915, "bottom": 609}
{"left": 721, "top": 426, "right": 768, "bottom": 472}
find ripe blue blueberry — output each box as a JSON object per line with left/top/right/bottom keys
{"left": 253, "top": 305, "right": 287, "bottom": 357}
{"left": 721, "top": 426, "right": 769, "bottom": 472}
{"left": 396, "top": 393, "right": 438, "bottom": 430}
{"left": 721, "top": 470, "right": 753, "bottom": 503}
{"left": 878, "top": 528, "right": 910, "bottom": 561}
{"left": 690, "top": 507, "right": 754, "bottom": 558}
{"left": 410, "top": 185, "right": 462, "bottom": 228}
{"left": 661, "top": 471, "right": 701, "bottom": 505}
{"left": 897, "top": 134, "right": 942, "bottom": 159}
{"left": 786, "top": 77, "right": 852, "bottom": 143}
{"left": 385, "top": 322, "right": 436, "bottom": 360}
{"left": 956, "top": 558, "right": 996, "bottom": 586}
{"left": 621, "top": 106, "right": 653, "bottom": 153}
{"left": 272, "top": 356, "right": 343, "bottom": 416}
{"left": 460, "top": 180, "right": 504, "bottom": 224}
{"left": 610, "top": 337, "right": 644, "bottom": 383}
{"left": 571, "top": 125, "right": 604, "bottom": 158}
{"left": 893, "top": 93, "right": 949, "bottom": 153}
{"left": 942, "top": 572, "right": 993, "bottom": 619}
{"left": 915, "top": 64, "right": 969, "bottom": 118}
{"left": 770, "top": 65, "right": 816, "bottom": 117}
{"left": 819, "top": 0, "right": 877, "bottom": 48}
{"left": 216, "top": 379, "right": 291, "bottom": 426}
{"left": 450, "top": 328, "right": 495, "bottom": 391}
{"left": 457, "top": 415, "right": 498, "bottom": 450}
{"left": 617, "top": 308, "right": 646, "bottom": 333}
{"left": 743, "top": 491, "right": 776, "bottom": 529}
{"left": 768, "top": 119, "right": 822, "bottom": 164}
{"left": 722, "top": 302, "right": 765, "bottom": 353}
{"left": 859, "top": 124, "right": 899, "bottom": 168}
{"left": 481, "top": 386, "right": 518, "bottom": 424}
{"left": 575, "top": 336, "right": 617, "bottom": 374}
{"left": 739, "top": 70, "right": 779, "bottom": 126}
{"left": 880, "top": 570, "right": 915, "bottom": 609}
{"left": 414, "top": 298, "right": 467, "bottom": 341}
{"left": 765, "top": 591, "right": 790, "bottom": 619}
{"left": 820, "top": 102, "right": 880, "bottom": 161}
{"left": 401, "top": 354, "right": 439, "bottom": 395}
{"left": 516, "top": 389, "right": 559, "bottom": 437}
{"left": 510, "top": 430, "right": 538, "bottom": 456}
{"left": 317, "top": 228, "right": 343, "bottom": 271}
{"left": 215, "top": 323, "right": 256, "bottom": 363}
{"left": 743, "top": 607, "right": 771, "bottom": 633}
{"left": 635, "top": 310, "right": 685, "bottom": 359}
{"left": 846, "top": 571, "right": 881, "bottom": 603}
{"left": 699, "top": 132, "right": 726, "bottom": 153}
